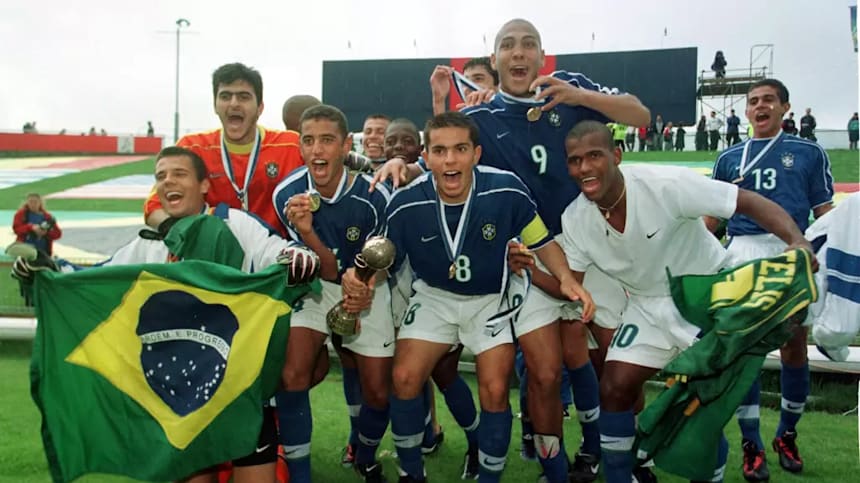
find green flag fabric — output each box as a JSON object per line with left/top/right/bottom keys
{"left": 635, "top": 249, "right": 818, "bottom": 481}
{"left": 164, "top": 213, "right": 245, "bottom": 269}
{"left": 30, "top": 260, "right": 311, "bottom": 482}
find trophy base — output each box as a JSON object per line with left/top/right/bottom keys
{"left": 326, "top": 304, "right": 359, "bottom": 337}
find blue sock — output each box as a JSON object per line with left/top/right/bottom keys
{"left": 356, "top": 404, "right": 389, "bottom": 465}
{"left": 535, "top": 434, "right": 568, "bottom": 483}
{"left": 567, "top": 361, "right": 601, "bottom": 457}
{"left": 710, "top": 434, "right": 728, "bottom": 482}
{"left": 478, "top": 408, "right": 512, "bottom": 483}
{"left": 421, "top": 381, "right": 436, "bottom": 447}
{"left": 442, "top": 374, "right": 479, "bottom": 449}
{"left": 342, "top": 366, "right": 362, "bottom": 447}
{"left": 777, "top": 362, "right": 809, "bottom": 436}
{"left": 390, "top": 395, "right": 425, "bottom": 479}
{"left": 600, "top": 410, "right": 635, "bottom": 483}
{"left": 560, "top": 364, "right": 573, "bottom": 408}
{"left": 736, "top": 377, "right": 764, "bottom": 449}
{"left": 275, "top": 390, "right": 312, "bottom": 483}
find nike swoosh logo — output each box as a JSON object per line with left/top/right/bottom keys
{"left": 589, "top": 464, "right": 599, "bottom": 473}
{"left": 491, "top": 325, "right": 506, "bottom": 337}
{"left": 383, "top": 340, "right": 395, "bottom": 348}
{"left": 420, "top": 235, "right": 438, "bottom": 243}
{"left": 256, "top": 444, "right": 271, "bottom": 453}
{"left": 646, "top": 230, "right": 659, "bottom": 239}
{"left": 496, "top": 131, "right": 510, "bottom": 139}
{"left": 785, "top": 403, "right": 804, "bottom": 410}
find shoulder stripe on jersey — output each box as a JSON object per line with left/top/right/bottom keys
{"left": 348, "top": 195, "right": 383, "bottom": 237}
{"left": 782, "top": 139, "right": 834, "bottom": 199}
{"left": 477, "top": 187, "right": 537, "bottom": 209}
{"left": 387, "top": 199, "right": 435, "bottom": 221}
{"left": 358, "top": 173, "right": 392, "bottom": 202}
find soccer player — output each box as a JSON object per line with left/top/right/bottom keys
{"left": 353, "top": 111, "right": 592, "bottom": 483}
{"left": 708, "top": 78, "right": 833, "bottom": 482}
{"left": 362, "top": 114, "right": 391, "bottom": 164}
{"left": 144, "top": 63, "right": 304, "bottom": 237}
{"left": 14, "top": 146, "right": 320, "bottom": 483}
{"left": 537, "top": 120, "right": 814, "bottom": 483}
{"left": 282, "top": 95, "right": 321, "bottom": 132}
{"left": 272, "top": 104, "right": 393, "bottom": 483}
{"left": 383, "top": 117, "right": 482, "bottom": 478}
{"left": 378, "top": 18, "right": 649, "bottom": 483}
{"left": 430, "top": 57, "right": 499, "bottom": 116}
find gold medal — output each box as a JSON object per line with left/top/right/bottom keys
{"left": 449, "top": 263, "right": 456, "bottom": 279}
{"left": 307, "top": 190, "right": 321, "bottom": 212}
{"left": 527, "top": 107, "right": 542, "bottom": 122}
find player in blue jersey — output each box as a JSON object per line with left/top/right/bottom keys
{"left": 352, "top": 112, "right": 593, "bottom": 483}
{"left": 374, "top": 18, "right": 650, "bottom": 483}
{"left": 383, "top": 118, "right": 484, "bottom": 477}
{"left": 272, "top": 104, "right": 393, "bottom": 483}
{"left": 708, "top": 79, "right": 834, "bottom": 482}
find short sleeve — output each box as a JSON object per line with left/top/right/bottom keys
{"left": 671, "top": 168, "right": 738, "bottom": 220}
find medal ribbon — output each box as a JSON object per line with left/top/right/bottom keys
{"left": 220, "top": 128, "right": 262, "bottom": 211}
{"left": 432, "top": 169, "right": 476, "bottom": 269}
{"left": 496, "top": 86, "right": 545, "bottom": 107}
{"left": 739, "top": 132, "right": 783, "bottom": 177}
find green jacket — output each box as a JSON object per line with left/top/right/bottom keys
{"left": 635, "top": 249, "right": 818, "bottom": 481}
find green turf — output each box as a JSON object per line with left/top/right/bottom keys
{"left": 0, "top": 158, "right": 154, "bottom": 213}
{"left": 623, "top": 149, "right": 858, "bottom": 183}
{"left": 1, "top": 341, "right": 858, "bottom": 482}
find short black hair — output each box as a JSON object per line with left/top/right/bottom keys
{"left": 364, "top": 114, "right": 391, "bottom": 124}
{"left": 463, "top": 57, "right": 499, "bottom": 86}
{"left": 155, "top": 146, "right": 208, "bottom": 181}
{"left": 748, "top": 78, "right": 790, "bottom": 104}
{"left": 300, "top": 104, "right": 349, "bottom": 139}
{"left": 423, "top": 112, "right": 480, "bottom": 147}
{"left": 565, "top": 120, "right": 614, "bottom": 150}
{"left": 212, "top": 63, "right": 263, "bottom": 106}
{"left": 386, "top": 118, "right": 419, "bottom": 135}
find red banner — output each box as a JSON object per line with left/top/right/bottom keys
{"left": 0, "top": 133, "right": 162, "bottom": 154}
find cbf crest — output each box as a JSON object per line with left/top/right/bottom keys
{"left": 781, "top": 152, "right": 794, "bottom": 169}
{"left": 265, "top": 162, "right": 279, "bottom": 179}
{"left": 346, "top": 226, "right": 361, "bottom": 242}
{"left": 548, "top": 110, "right": 562, "bottom": 128}
{"left": 482, "top": 223, "right": 496, "bottom": 241}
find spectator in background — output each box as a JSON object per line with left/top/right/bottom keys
{"left": 663, "top": 121, "right": 673, "bottom": 150}
{"left": 726, "top": 108, "right": 741, "bottom": 146}
{"left": 638, "top": 125, "right": 648, "bottom": 151}
{"left": 800, "top": 108, "right": 817, "bottom": 141}
{"left": 13, "top": 193, "right": 62, "bottom": 306}
{"left": 59, "top": 129, "right": 66, "bottom": 135}
{"left": 608, "top": 122, "right": 627, "bottom": 151}
{"left": 848, "top": 112, "right": 859, "bottom": 150}
{"left": 281, "top": 95, "right": 321, "bottom": 132}
{"left": 695, "top": 114, "right": 707, "bottom": 150}
{"left": 13, "top": 193, "right": 61, "bottom": 256}
{"left": 22, "top": 122, "right": 32, "bottom": 133}
{"left": 782, "top": 112, "right": 798, "bottom": 135}
{"left": 88, "top": 127, "right": 97, "bottom": 136}
{"left": 707, "top": 110, "right": 724, "bottom": 150}
{"left": 625, "top": 125, "right": 636, "bottom": 151}
{"left": 100, "top": 128, "right": 108, "bottom": 136}
{"left": 711, "top": 50, "right": 727, "bottom": 78}
{"left": 675, "top": 123, "right": 686, "bottom": 151}
{"left": 652, "top": 114, "right": 665, "bottom": 150}
{"left": 147, "top": 121, "right": 155, "bottom": 137}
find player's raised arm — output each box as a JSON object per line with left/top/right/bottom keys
{"left": 368, "top": 157, "right": 423, "bottom": 191}
{"left": 531, "top": 75, "right": 650, "bottom": 127}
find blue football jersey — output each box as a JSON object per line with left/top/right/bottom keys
{"left": 461, "top": 71, "right": 616, "bottom": 236}
{"left": 712, "top": 133, "right": 833, "bottom": 235}
{"left": 272, "top": 167, "right": 390, "bottom": 279}
{"left": 386, "top": 166, "right": 551, "bottom": 296}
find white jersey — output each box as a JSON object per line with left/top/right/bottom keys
{"left": 806, "top": 193, "right": 860, "bottom": 355}
{"left": 560, "top": 165, "right": 737, "bottom": 296}
{"left": 91, "top": 206, "right": 292, "bottom": 273}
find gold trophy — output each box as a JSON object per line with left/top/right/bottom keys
{"left": 326, "top": 236, "right": 396, "bottom": 336}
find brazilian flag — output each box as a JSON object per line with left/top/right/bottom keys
{"left": 30, "top": 260, "right": 311, "bottom": 482}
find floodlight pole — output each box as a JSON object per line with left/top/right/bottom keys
{"left": 173, "top": 18, "right": 191, "bottom": 144}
